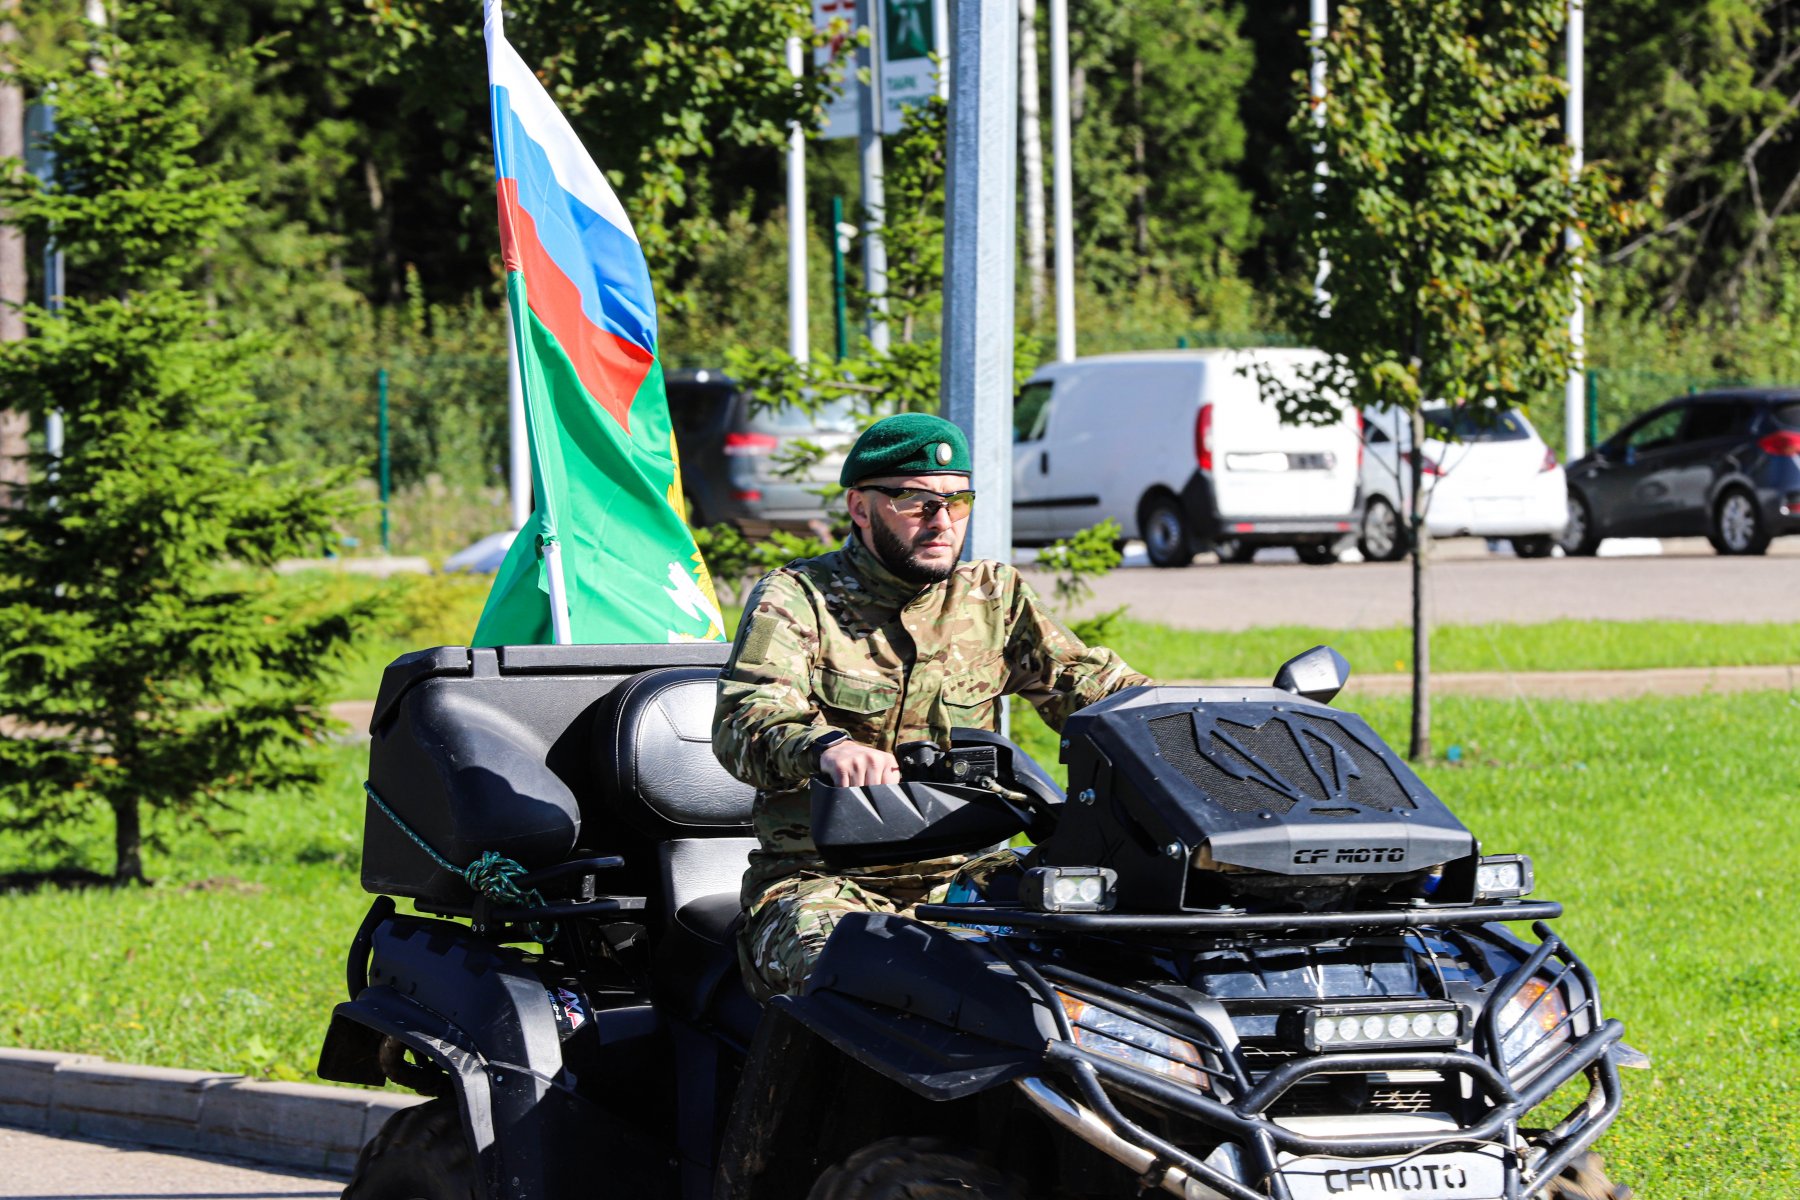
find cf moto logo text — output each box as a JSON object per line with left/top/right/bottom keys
{"left": 1324, "top": 1162, "right": 1471, "bottom": 1194}
{"left": 1294, "top": 847, "right": 1406, "bottom": 865}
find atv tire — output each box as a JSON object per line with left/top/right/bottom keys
{"left": 341, "top": 1098, "right": 477, "bottom": 1200}
{"left": 1541, "top": 1150, "right": 1632, "bottom": 1200}
{"left": 807, "top": 1136, "right": 1027, "bottom": 1200}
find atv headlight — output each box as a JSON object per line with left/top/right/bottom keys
{"left": 1302, "top": 1002, "right": 1464, "bottom": 1052}
{"left": 1474, "top": 854, "right": 1534, "bottom": 899}
{"left": 1056, "top": 992, "right": 1207, "bottom": 1090}
{"left": 1498, "top": 978, "right": 1570, "bottom": 1072}
{"left": 1022, "top": 866, "right": 1117, "bottom": 913}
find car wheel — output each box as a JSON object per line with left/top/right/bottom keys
{"left": 1708, "top": 487, "right": 1770, "bottom": 555}
{"left": 1559, "top": 492, "right": 1600, "bottom": 556}
{"left": 1212, "top": 537, "right": 1256, "bottom": 564}
{"left": 341, "top": 1098, "right": 476, "bottom": 1200}
{"left": 1512, "top": 535, "right": 1556, "bottom": 559}
{"left": 807, "top": 1136, "right": 1026, "bottom": 1200}
{"left": 1140, "top": 495, "right": 1194, "bottom": 568}
{"left": 1357, "top": 497, "right": 1408, "bottom": 562}
{"left": 1296, "top": 542, "right": 1340, "bottom": 565}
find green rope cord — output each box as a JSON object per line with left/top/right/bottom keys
{"left": 363, "top": 781, "right": 556, "bottom": 941}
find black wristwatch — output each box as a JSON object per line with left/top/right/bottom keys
{"left": 809, "top": 729, "right": 851, "bottom": 772}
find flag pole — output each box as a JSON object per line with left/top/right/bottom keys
{"left": 487, "top": 0, "right": 572, "bottom": 645}
{"left": 542, "top": 539, "right": 573, "bottom": 644}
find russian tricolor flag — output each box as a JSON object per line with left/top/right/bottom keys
{"left": 473, "top": 1, "right": 723, "bottom": 647}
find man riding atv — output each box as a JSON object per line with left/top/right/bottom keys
{"left": 713, "top": 412, "right": 1150, "bottom": 1000}
{"left": 325, "top": 416, "right": 1636, "bottom": 1200}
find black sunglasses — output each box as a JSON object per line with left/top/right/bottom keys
{"left": 857, "top": 484, "right": 978, "bottom": 520}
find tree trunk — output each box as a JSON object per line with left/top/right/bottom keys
{"left": 1018, "top": 0, "right": 1046, "bottom": 323}
{"left": 365, "top": 156, "right": 401, "bottom": 303}
{"left": 1130, "top": 56, "right": 1148, "bottom": 273}
{"left": 111, "top": 794, "right": 146, "bottom": 886}
{"left": 0, "top": 5, "right": 27, "bottom": 507}
{"left": 1407, "top": 406, "right": 1431, "bottom": 761}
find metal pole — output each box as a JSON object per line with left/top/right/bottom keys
{"left": 377, "top": 368, "right": 391, "bottom": 554}
{"left": 786, "top": 35, "right": 810, "bottom": 364}
{"left": 543, "top": 539, "right": 573, "bottom": 645}
{"left": 858, "top": 0, "right": 889, "bottom": 352}
{"left": 1585, "top": 368, "right": 1599, "bottom": 450}
{"left": 1310, "top": 0, "right": 1330, "bottom": 312}
{"left": 507, "top": 321, "right": 530, "bottom": 530}
{"left": 832, "top": 195, "right": 850, "bottom": 361}
{"left": 1048, "top": 0, "right": 1074, "bottom": 362}
{"left": 1563, "top": 0, "right": 1586, "bottom": 461}
{"left": 25, "top": 103, "right": 62, "bottom": 462}
{"left": 933, "top": 0, "right": 950, "bottom": 99}
{"left": 941, "top": 0, "right": 1017, "bottom": 564}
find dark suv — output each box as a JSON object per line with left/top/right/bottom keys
{"left": 665, "top": 369, "right": 858, "bottom": 535}
{"left": 1561, "top": 389, "right": 1800, "bottom": 556}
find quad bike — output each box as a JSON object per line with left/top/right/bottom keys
{"left": 318, "top": 642, "right": 1640, "bottom": 1199}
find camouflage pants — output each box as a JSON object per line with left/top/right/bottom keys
{"left": 737, "top": 849, "right": 1020, "bottom": 1002}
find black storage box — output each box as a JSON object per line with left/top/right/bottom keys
{"left": 361, "top": 642, "right": 732, "bottom": 905}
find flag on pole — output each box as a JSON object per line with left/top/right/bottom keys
{"left": 474, "top": 1, "right": 724, "bottom": 646}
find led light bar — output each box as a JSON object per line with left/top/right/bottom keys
{"left": 1301, "top": 1002, "right": 1465, "bottom": 1052}
{"left": 1021, "top": 866, "right": 1118, "bottom": 913}
{"left": 1474, "top": 854, "right": 1535, "bottom": 900}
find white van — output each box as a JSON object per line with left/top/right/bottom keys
{"left": 1011, "top": 349, "right": 1362, "bottom": 566}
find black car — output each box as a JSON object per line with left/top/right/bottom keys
{"left": 1561, "top": 389, "right": 1800, "bottom": 556}
{"left": 665, "top": 369, "right": 857, "bottom": 536}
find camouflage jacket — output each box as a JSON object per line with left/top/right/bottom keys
{"left": 713, "top": 533, "right": 1150, "bottom": 900}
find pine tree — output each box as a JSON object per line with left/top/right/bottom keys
{"left": 0, "top": 14, "right": 376, "bottom": 884}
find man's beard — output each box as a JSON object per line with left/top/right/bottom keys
{"left": 869, "top": 514, "right": 957, "bottom": 585}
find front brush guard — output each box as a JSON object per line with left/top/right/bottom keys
{"left": 998, "top": 920, "right": 1627, "bottom": 1200}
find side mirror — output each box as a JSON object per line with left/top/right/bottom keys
{"left": 1273, "top": 645, "right": 1351, "bottom": 705}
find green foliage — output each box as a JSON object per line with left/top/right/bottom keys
{"left": 350, "top": 0, "right": 836, "bottom": 311}
{"left": 0, "top": 14, "right": 251, "bottom": 293}
{"left": 1066, "top": 0, "right": 1255, "bottom": 315}
{"left": 1256, "top": 0, "right": 1640, "bottom": 425}
{"left": 724, "top": 98, "right": 1039, "bottom": 437}
{"left": 691, "top": 523, "right": 830, "bottom": 607}
{"left": 0, "top": 15, "right": 376, "bottom": 884}
{"left": 1586, "top": 0, "right": 1800, "bottom": 316}
{"left": 1033, "top": 519, "right": 1126, "bottom": 645}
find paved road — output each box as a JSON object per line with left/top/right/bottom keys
{"left": 0, "top": 1127, "right": 340, "bottom": 1199}
{"left": 1032, "top": 538, "right": 1800, "bottom": 631}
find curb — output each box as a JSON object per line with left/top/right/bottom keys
{"left": 0, "top": 1048, "right": 422, "bottom": 1176}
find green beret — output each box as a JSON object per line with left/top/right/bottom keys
{"left": 839, "top": 413, "right": 972, "bottom": 486}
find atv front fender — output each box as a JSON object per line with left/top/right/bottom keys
{"left": 315, "top": 910, "right": 618, "bottom": 1200}
{"left": 777, "top": 911, "right": 1051, "bottom": 1101}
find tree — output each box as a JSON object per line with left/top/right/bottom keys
{"left": 1067, "top": 0, "right": 1254, "bottom": 314}
{"left": 1253, "top": 0, "right": 1635, "bottom": 759}
{"left": 0, "top": 13, "right": 376, "bottom": 884}
{"left": 347, "top": 0, "right": 835, "bottom": 311}
{"left": 1584, "top": 0, "right": 1800, "bottom": 317}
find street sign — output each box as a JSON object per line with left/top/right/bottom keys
{"left": 814, "top": 0, "right": 943, "bottom": 140}
{"left": 878, "top": 0, "right": 939, "bottom": 131}
{"left": 813, "top": 0, "right": 861, "bottom": 140}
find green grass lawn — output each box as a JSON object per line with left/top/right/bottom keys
{"left": 2, "top": 689, "right": 1795, "bottom": 1194}
{"left": 318, "top": 567, "right": 1800, "bottom": 701}
{"left": 1099, "top": 615, "right": 1800, "bottom": 681}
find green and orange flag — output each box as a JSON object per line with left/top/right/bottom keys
{"left": 473, "top": 1, "right": 723, "bottom": 646}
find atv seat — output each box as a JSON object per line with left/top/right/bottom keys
{"left": 594, "top": 666, "right": 761, "bottom": 1040}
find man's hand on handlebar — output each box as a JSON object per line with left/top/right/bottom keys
{"left": 818, "top": 740, "right": 901, "bottom": 787}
